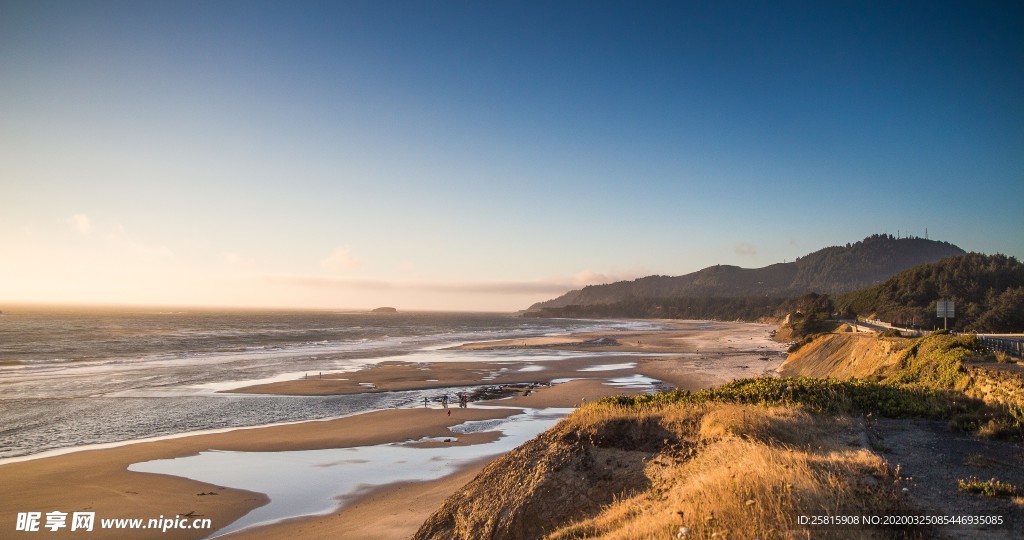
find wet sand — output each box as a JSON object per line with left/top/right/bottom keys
{"left": 230, "top": 320, "right": 783, "bottom": 398}
{"left": 228, "top": 358, "right": 639, "bottom": 396}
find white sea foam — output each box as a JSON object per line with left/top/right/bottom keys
{"left": 605, "top": 374, "right": 662, "bottom": 389}
{"left": 577, "top": 362, "right": 637, "bottom": 372}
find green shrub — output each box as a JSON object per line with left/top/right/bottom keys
{"left": 601, "top": 376, "right": 982, "bottom": 419}
{"left": 957, "top": 477, "right": 1020, "bottom": 497}
{"left": 602, "top": 332, "right": 1022, "bottom": 438}
{"left": 884, "top": 333, "right": 984, "bottom": 390}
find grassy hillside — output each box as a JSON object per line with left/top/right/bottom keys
{"left": 779, "top": 331, "right": 1024, "bottom": 435}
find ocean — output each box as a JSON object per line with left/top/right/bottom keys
{"left": 0, "top": 306, "right": 660, "bottom": 460}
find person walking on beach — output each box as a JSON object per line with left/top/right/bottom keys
{"left": 423, "top": 397, "right": 429, "bottom": 408}
{"left": 441, "top": 395, "right": 449, "bottom": 409}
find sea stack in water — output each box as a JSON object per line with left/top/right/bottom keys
{"left": 371, "top": 307, "right": 398, "bottom": 313}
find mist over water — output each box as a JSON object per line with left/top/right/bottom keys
{"left": 0, "top": 307, "right": 661, "bottom": 459}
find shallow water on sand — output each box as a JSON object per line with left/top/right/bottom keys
{"left": 129, "top": 407, "right": 572, "bottom": 536}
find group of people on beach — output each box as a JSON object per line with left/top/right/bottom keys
{"left": 443, "top": 392, "right": 469, "bottom": 408}
{"left": 424, "top": 392, "right": 469, "bottom": 412}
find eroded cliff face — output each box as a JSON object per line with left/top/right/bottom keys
{"left": 777, "top": 332, "right": 907, "bottom": 379}
{"left": 414, "top": 417, "right": 669, "bottom": 540}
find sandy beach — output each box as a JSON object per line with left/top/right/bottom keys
{"left": 1, "top": 320, "right": 784, "bottom": 539}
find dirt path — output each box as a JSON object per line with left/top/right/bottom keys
{"left": 870, "top": 419, "right": 1024, "bottom": 538}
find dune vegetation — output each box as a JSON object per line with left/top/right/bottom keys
{"left": 545, "top": 402, "right": 917, "bottom": 539}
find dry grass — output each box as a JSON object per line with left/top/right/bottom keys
{"left": 697, "top": 403, "right": 846, "bottom": 448}
{"left": 547, "top": 403, "right": 915, "bottom": 539}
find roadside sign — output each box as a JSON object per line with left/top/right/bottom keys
{"left": 937, "top": 300, "right": 955, "bottom": 330}
{"left": 936, "top": 300, "right": 955, "bottom": 318}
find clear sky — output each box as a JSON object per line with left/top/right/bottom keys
{"left": 2, "top": 1, "right": 1022, "bottom": 311}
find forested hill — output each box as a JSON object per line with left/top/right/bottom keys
{"left": 528, "top": 235, "right": 964, "bottom": 312}
{"left": 837, "top": 253, "right": 1024, "bottom": 332}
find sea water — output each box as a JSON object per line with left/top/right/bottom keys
{"left": 0, "top": 306, "right": 662, "bottom": 459}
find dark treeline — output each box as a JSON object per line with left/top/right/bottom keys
{"left": 524, "top": 294, "right": 830, "bottom": 323}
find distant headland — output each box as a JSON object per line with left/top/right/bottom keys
{"left": 370, "top": 307, "right": 398, "bottom": 313}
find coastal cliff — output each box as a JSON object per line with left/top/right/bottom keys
{"left": 417, "top": 331, "right": 1024, "bottom": 539}
{"left": 777, "top": 332, "right": 906, "bottom": 379}
{"left": 417, "top": 391, "right": 913, "bottom": 539}
{"left": 415, "top": 417, "right": 657, "bottom": 539}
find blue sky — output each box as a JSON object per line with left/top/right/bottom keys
{"left": 1, "top": 1, "right": 1022, "bottom": 310}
